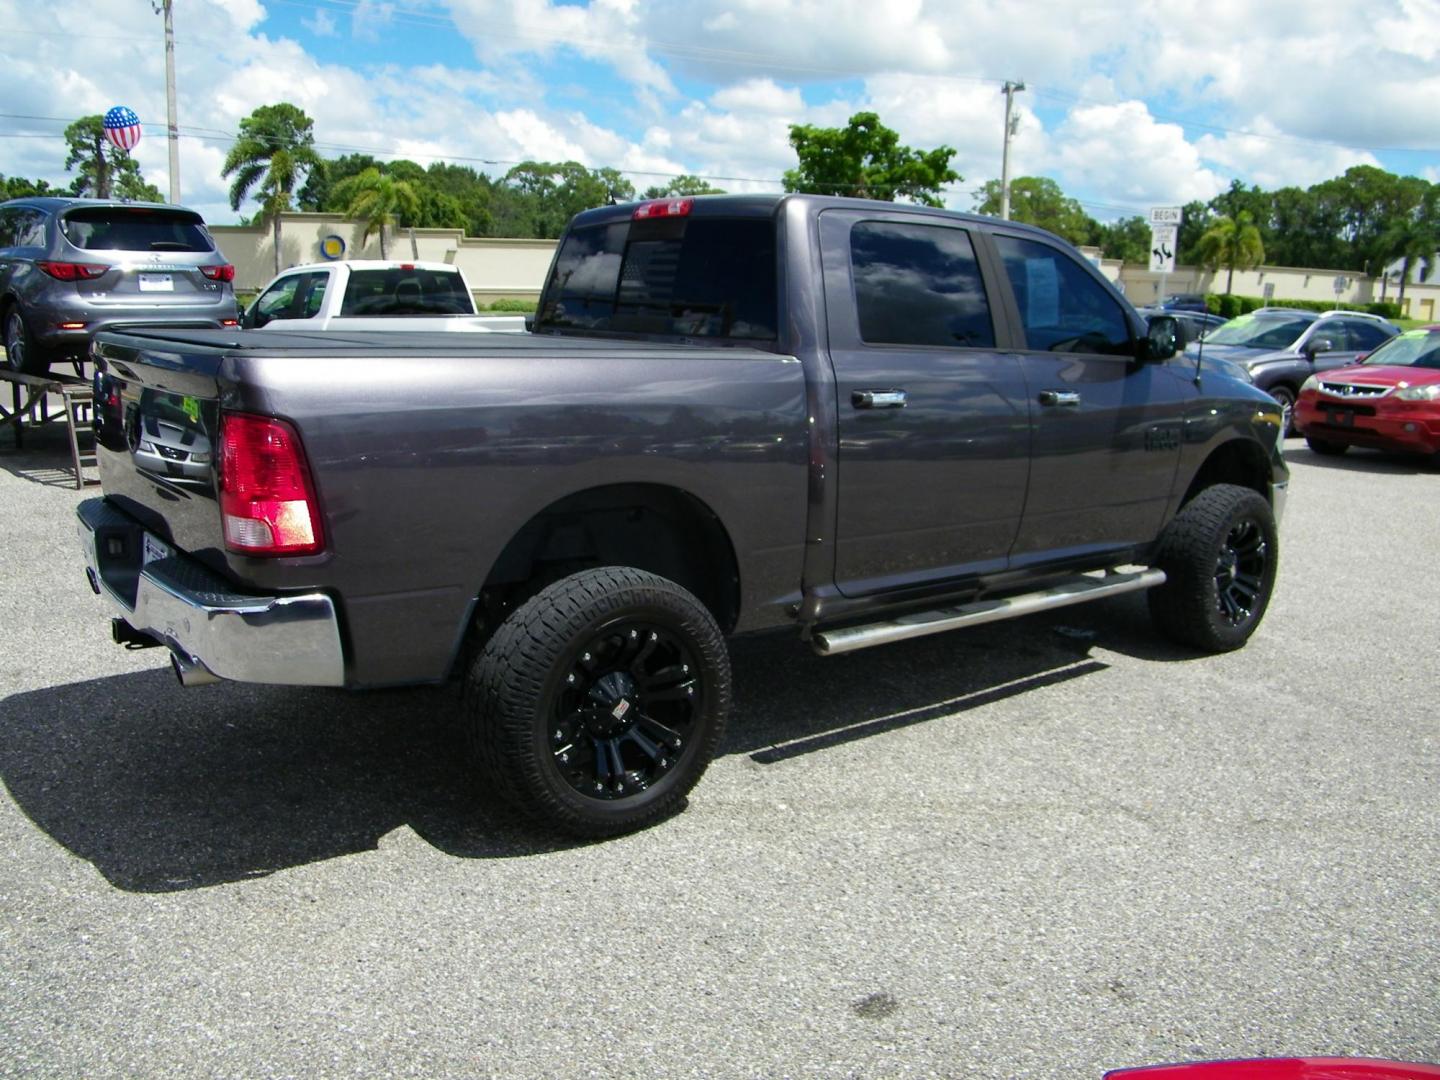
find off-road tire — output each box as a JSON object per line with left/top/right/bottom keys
{"left": 1148, "top": 484, "right": 1278, "bottom": 653}
{"left": 1305, "top": 436, "right": 1349, "bottom": 457}
{"left": 462, "top": 567, "right": 730, "bottom": 838}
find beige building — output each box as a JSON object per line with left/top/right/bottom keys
{"left": 210, "top": 212, "right": 557, "bottom": 305}
{"left": 216, "top": 214, "right": 1440, "bottom": 322}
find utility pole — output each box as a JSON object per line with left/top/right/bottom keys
{"left": 155, "top": 0, "right": 181, "bottom": 203}
{"left": 999, "top": 79, "right": 1025, "bottom": 221}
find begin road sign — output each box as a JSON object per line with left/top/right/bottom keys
{"left": 1149, "top": 206, "right": 1183, "bottom": 226}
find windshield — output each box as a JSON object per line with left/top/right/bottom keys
{"left": 1203, "top": 313, "right": 1312, "bottom": 349}
{"left": 62, "top": 207, "right": 214, "bottom": 252}
{"left": 1361, "top": 328, "right": 1440, "bottom": 369}
{"left": 537, "top": 215, "right": 777, "bottom": 340}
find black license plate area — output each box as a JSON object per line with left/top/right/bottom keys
{"left": 1326, "top": 406, "right": 1356, "bottom": 428}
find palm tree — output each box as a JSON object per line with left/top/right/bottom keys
{"left": 222, "top": 104, "right": 321, "bottom": 275}
{"left": 330, "top": 167, "right": 421, "bottom": 259}
{"left": 1196, "top": 211, "right": 1265, "bottom": 295}
{"left": 1381, "top": 211, "right": 1438, "bottom": 309}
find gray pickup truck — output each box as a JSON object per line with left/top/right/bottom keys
{"left": 77, "top": 193, "right": 1287, "bottom": 837}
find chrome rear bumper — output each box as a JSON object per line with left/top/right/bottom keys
{"left": 77, "top": 498, "right": 345, "bottom": 687}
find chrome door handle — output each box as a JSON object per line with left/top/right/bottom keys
{"left": 1038, "top": 390, "right": 1081, "bottom": 407}
{"left": 852, "top": 389, "right": 907, "bottom": 409}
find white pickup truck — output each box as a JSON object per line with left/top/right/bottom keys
{"left": 240, "top": 260, "right": 526, "bottom": 332}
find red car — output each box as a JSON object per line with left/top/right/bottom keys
{"left": 1294, "top": 325, "right": 1440, "bottom": 460}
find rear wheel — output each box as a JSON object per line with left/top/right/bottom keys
{"left": 1305, "top": 436, "right": 1348, "bottom": 456}
{"left": 462, "top": 567, "right": 730, "bottom": 837}
{"left": 3, "top": 306, "right": 48, "bottom": 375}
{"left": 1148, "top": 484, "right": 1278, "bottom": 653}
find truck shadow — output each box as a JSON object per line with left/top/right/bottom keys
{"left": 1, "top": 595, "right": 1182, "bottom": 893}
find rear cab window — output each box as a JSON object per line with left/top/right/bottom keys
{"left": 536, "top": 211, "right": 778, "bottom": 341}
{"left": 61, "top": 207, "right": 214, "bottom": 252}
{"left": 340, "top": 268, "right": 473, "bottom": 315}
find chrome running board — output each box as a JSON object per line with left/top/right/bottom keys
{"left": 811, "top": 568, "right": 1166, "bottom": 656}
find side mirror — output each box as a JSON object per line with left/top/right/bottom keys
{"left": 1142, "top": 314, "right": 1179, "bottom": 361}
{"left": 1305, "top": 337, "right": 1334, "bottom": 357}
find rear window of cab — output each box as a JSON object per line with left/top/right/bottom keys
{"left": 537, "top": 216, "right": 778, "bottom": 341}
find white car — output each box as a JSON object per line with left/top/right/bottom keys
{"left": 241, "top": 260, "right": 525, "bottom": 333}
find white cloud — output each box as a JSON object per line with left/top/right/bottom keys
{"left": 1196, "top": 119, "right": 1381, "bottom": 192}
{"left": 1052, "top": 102, "right": 1225, "bottom": 209}
{"left": 301, "top": 9, "right": 337, "bottom": 37}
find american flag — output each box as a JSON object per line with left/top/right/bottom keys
{"left": 103, "top": 106, "right": 142, "bottom": 151}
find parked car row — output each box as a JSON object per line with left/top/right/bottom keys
{"left": 1181, "top": 308, "right": 1399, "bottom": 433}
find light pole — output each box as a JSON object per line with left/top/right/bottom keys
{"left": 155, "top": 0, "right": 181, "bottom": 203}
{"left": 999, "top": 79, "right": 1025, "bottom": 220}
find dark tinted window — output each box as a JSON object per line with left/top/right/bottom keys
{"left": 995, "top": 235, "right": 1131, "bottom": 355}
{"left": 339, "top": 268, "right": 473, "bottom": 315}
{"left": 850, "top": 221, "right": 994, "bottom": 348}
{"left": 1344, "top": 320, "right": 1391, "bottom": 351}
{"left": 0, "top": 209, "right": 16, "bottom": 248}
{"left": 538, "top": 217, "right": 777, "bottom": 340}
{"left": 61, "top": 207, "right": 214, "bottom": 252}
{"left": 15, "top": 209, "right": 46, "bottom": 247}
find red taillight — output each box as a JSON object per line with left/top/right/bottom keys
{"left": 200, "top": 263, "right": 236, "bottom": 282}
{"left": 220, "top": 318, "right": 239, "bottom": 327}
{"left": 37, "top": 260, "right": 109, "bottom": 281}
{"left": 632, "top": 197, "right": 693, "bottom": 220}
{"left": 218, "top": 412, "right": 324, "bottom": 556}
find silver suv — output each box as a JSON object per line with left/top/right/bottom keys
{"left": 1, "top": 197, "right": 240, "bottom": 375}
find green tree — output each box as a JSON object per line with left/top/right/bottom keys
{"left": 1379, "top": 186, "right": 1439, "bottom": 305}
{"left": 973, "top": 176, "right": 1098, "bottom": 245}
{"left": 1196, "top": 211, "right": 1266, "bottom": 294}
{"left": 783, "top": 112, "right": 959, "bottom": 207}
{"left": 63, "top": 115, "right": 162, "bottom": 201}
{"left": 642, "top": 174, "right": 726, "bottom": 199}
{"left": 1095, "top": 216, "right": 1152, "bottom": 264}
{"left": 498, "top": 161, "right": 634, "bottom": 238}
{"left": 330, "top": 167, "right": 422, "bottom": 258}
{"left": 221, "top": 103, "right": 322, "bottom": 275}
{"left": 1, "top": 175, "right": 59, "bottom": 199}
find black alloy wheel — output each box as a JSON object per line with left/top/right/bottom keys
{"left": 463, "top": 566, "right": 730, "bottom": 837}
{"left": 1148, "top": 483, "right": 1279, "bottom": 652}
{"left": 1213, "top": 517, "right": 1268, "bottom": 628}
{"left": 549, "top": 618, "right": 702, "bottom": 801}
{"left": 4, "top": 308, "right": 34, "bottom": 374}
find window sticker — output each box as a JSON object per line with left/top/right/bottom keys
{"left": 1024, "top": 257, "right": 1060, "bottom": 328}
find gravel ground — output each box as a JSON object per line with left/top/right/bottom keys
{"left": 1, "top": 423, "right": 1437, "bottom": 1079}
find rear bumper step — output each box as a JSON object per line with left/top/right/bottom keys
{"left": 811, "top": 568, "right": 1166, "bottom": 656}
{"left": 77, "top": 497, "right": 345, "bottom": 687}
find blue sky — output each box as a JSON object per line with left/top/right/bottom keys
{"left": 3, "top": 0, "right": 1439, "bottom": 228}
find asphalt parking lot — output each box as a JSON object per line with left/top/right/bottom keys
{"left": 2, "top": 425, "right": 1437, "bottom": 1080}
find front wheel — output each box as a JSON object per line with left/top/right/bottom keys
{"left": 462, "top": 567, "right": 730, "bottom": 837}
{"left": 1268, "top": 384, "right": 1297, "bottom": 436}
{"left": 1305, "top": 436, "right": 1349, "bottom": 456}
{"left": 1148, "top": 484, "right": 1278, "bottom": 653}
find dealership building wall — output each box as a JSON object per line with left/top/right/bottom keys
{"left": 214, "top": 212, "right": 1440, "bottom": 321}
{"left": 209, "top": 212, "right": 558, "bottom": 304}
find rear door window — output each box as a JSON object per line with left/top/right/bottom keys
{"left": 538, "top": 216, "right": 777, "bottom": 340}
{"left": 849, "top": 221, "right": 994, "bottom": 348}
{"left": 61, "top": 207, "right": 214, "bottom": 252}
{"left": 995, "top": 235, "right": 1131, "bottom": 355}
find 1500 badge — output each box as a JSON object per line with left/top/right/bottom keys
{"left": 1145, "top": 426, "right": 1181, "bottom": 451}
